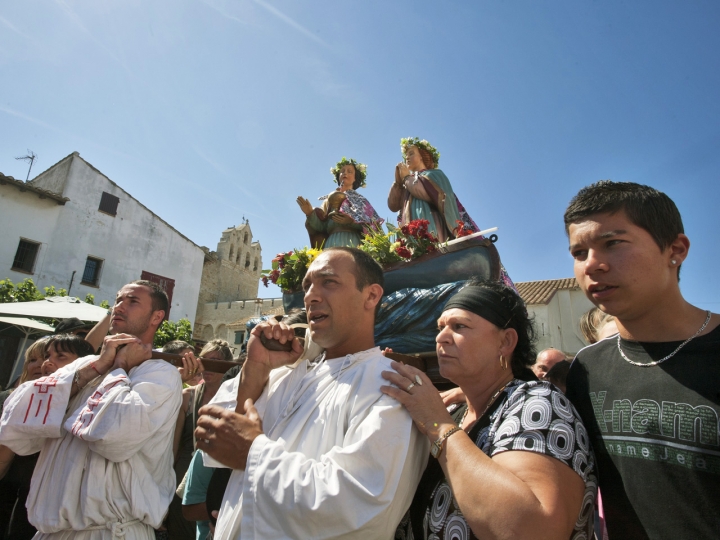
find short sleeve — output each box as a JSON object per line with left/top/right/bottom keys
{"left": 487, "top": 381, "right": 594, "bottom": 482}
{"left": 183, "top": 450, "right": 214, "bottom": 505}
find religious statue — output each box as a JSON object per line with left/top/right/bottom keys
{"left": 388, "top": 137, "right": 479, "bottom": 242}
{"left": 296, "top": 157, "right": 383, "bottom": 248}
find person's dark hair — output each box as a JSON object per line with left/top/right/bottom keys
{"left": 130, "top": 280, "right": 169, "bottom": 315}
{"left": 334, "top": 165, "right": 363, "bottom": 190}
{"left": 325, "top": 247, "right": 384, "bottom": 292}
{"left": 545, "top": 360, "right": 571, "bottom": 390}
{"left": 162, "top": 340, "right": 194, "bottom": 354}
{"left": 564, "top": 181, "right": 684, "bottom": 252}
{"left": 458, "top": 280, "right": 537, "bottom": 381}
{"left": 46, "top": 334, "right": 95, "bottom": 360}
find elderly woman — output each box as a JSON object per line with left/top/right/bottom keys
{"left": 383, "top": 280, "right": 596, "bottom": 540}
{"left": 297, "top": 157, "right": 382, "bottom": 248}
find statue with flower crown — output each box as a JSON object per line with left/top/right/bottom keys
{"left": 296, "top": 157, "right": 383, "bottom": 248}
{"left": 388, "top": 137, "right": 478, "bottom": 242}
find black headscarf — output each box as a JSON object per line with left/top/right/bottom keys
{"left": 442, "top": 285, "right": 514, "bottom": 329}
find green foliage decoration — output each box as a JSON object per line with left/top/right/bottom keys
{"left": 85, "top": 294, "right": 95, "bottom": 305}
{"left": 99, "top": 300, "right": 111, "bottom": 309}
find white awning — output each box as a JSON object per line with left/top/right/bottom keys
{"left": 0, "top": 316, "right": 54, "bottom": 333}
{"left": 0, "top": 296, "right": 108, "bottom": 322}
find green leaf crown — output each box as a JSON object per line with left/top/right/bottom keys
{"left": 330, "top": 157, "right": 367, "bottom": 188}
{"left": 400, "top": 137, "right": 440, "bottom": 168}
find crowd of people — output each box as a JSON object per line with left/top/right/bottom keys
{"left": 0, "top": 178, "right": 717, "bottom": 540}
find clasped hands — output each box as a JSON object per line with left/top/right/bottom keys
{"left": 195, "top": 319, "right": 303, "bottom": 470}
{"left": 94, "top": 334, "right": 152, "bottom": 374}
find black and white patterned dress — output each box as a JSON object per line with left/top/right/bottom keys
{"left": 396, "top": 380, "right": 597, "bottom": 540}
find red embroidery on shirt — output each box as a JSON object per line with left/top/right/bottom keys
{"left": 43, "top": 395, "right": 53, "bottom": 424}
{"left": 23, "top": 394, "right": 35, "bottom": 423}
{"left": 34, "top": 399, "right": 43, "bottom": 417}
{"left": 71, "top": 373, "right": 128, "bottom": 439}
{"left": 33, "top": 376, "right": 59, "bottom": 394}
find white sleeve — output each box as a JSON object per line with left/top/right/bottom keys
{"left": 0, "top": 366, "right": 77, "bottom": 455}
{"left": 63, "top": 361, "right": 182, "bottom": 463}
{"left": 240, "top": 395, "right": 428, "bottom": 539}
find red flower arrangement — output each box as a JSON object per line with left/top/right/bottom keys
{"left": 454, "top": 220, "right": 474, "bottom": 238}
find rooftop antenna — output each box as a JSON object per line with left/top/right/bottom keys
{"left": 15, "top": 150, "right": 37, "bottom": 181}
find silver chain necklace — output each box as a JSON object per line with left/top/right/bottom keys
{"left": 460, "top": 380, "right": 511, "bottom": 428}
{"left": 617, "top": 310, "right": 712, "bottom": 367}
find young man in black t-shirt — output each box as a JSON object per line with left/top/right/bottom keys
{"left": 564, "top": 181, "right": 720, "bottom": 539}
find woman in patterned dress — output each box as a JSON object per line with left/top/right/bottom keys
{"left": 382, "top": 280, "right": 596, "bottom": 540}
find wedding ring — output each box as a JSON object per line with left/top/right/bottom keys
{"left": 406, "top": 383, "right": 415, "bottom": 392}
{"left": 414, "top": 375, "right": 423, "bottom": 386}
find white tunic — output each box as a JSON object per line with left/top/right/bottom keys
{"left": 204, "top": 347, "right": 429, "bottom": 540}
{"left": 0, "top": 355, "right": 182, "bottom": 539}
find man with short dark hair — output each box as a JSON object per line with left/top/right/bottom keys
{"left": 0, "top": 282, "right": 182, "bottom": 538}
{"left": 196, "top": 247, "right": 428, "bottom": 539}
{"left": 564, "top": 181, "right": 720, "bottom": 539}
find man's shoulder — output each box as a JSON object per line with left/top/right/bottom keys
{"left": 131, "top": 359, "right": 182, "bottom": 388}
{"left": 349, "top": 348, "right": 393, "bottom": 376}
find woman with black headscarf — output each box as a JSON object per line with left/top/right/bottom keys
{"left": 382, "top": 280, "right": 597, "bottom": 540}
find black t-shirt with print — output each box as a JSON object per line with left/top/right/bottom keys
{"left": 566, "top": 324, "right": 720, "bottom": 539}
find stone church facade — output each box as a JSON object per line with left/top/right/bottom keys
{"left": 194, "top": 222, "right": 283, "bottom": 349}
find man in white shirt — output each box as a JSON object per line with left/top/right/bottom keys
{"left": 196, "top": 247, "right": 428, "bottom": 539}
{"left": 0, "top": 280, "right": 182, "bottom": 539}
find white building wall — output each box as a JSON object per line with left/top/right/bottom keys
{"left": 527, "top": 289, "right": 594, "bottom": 355}
{"left": 3, "top": 154, "right": 205, "bottom": 324}
{"left": 0, "top": 187, "right": 63, "bottom": 283}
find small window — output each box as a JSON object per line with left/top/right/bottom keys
{"left": 234, "top": 330, "right": 244, "bottom": 344}
{"left": 12, "top": 239, "right": 40, "bottom": 273}
{"left": 244, "top": 232, "right": 249, "bottom": 244}
{"left": 81, "top": 256, "right": 103, "bottom": 286}
{"left": 99, "top": 192, "right": 120, "bottom": 216}
{"left": 245, "top": 253, "right": 251, "bottom": 268}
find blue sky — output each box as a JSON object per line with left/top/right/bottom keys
{"left": 2, "top": 0, "right": 719, "bottom": 308}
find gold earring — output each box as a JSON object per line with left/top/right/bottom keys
{"left": 500, "top": 354, "right": 508, "bottom": 370}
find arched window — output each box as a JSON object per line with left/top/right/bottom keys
{"left": 228, "top": 245, "right": 234, "bottom": 261}
{"left": 244, "top": 232, "right": 249, "bottom": 244}
{"left": 236, "top": 251, "right": 241, "bottom": 264}
{"left": 203, "top": 325, "right": 214, "bottom": 341}
{"left": 253, "top": 257, "right": 259, "bottom": 271}
{"left": 245, "top": 253, "right": 251, "bottom": 268}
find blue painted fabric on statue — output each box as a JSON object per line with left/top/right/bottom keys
{"left": 374, "top": 281, "right": 466, "bottom": 353}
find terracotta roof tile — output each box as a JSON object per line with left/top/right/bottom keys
{"left": 515, "top": 278, "right": 579, "bottom": 305}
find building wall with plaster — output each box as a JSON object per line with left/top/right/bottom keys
{"left": 1, "top": 153, "right": 205, "bottom": 323}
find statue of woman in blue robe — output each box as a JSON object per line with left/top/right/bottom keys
{"left": 387, "top": 138, "right": 476, "bottom": 242}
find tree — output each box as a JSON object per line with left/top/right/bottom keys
{"left": 153, "top": 318, "right": 194, "bottom": 349}
{"left": 43, "top": 286, "right": 68, "bottom": 297}
{"left": 0, "top": 278, "right": 44, "bottom": 303}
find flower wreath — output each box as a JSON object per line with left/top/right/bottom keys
{"left": 330, "top": 157, "right": 367, "bottom": 188}
{"left": 400, "top": 137, "right": 440, "bottom": 168}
